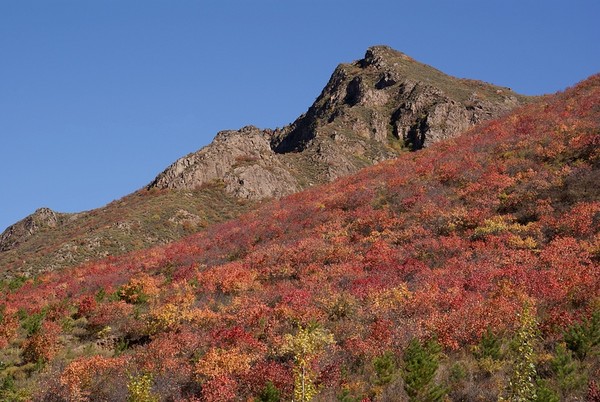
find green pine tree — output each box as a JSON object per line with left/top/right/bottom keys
{"left": 551, "top": 343, "right": 586, "bottom": 396}
{"left": 255, "top": 381, "right": 281, "bottom": 402}
{"left": 533, "top": 379, "right": 559, "bottom": 402}
{"left": 564, "top": 310, "right": 600, "bottom": 360}
{"left": 476, "top": 327, "right": 502, "bottom": 361}
{"left": 402, "top": 338, "right": 447, "bottom": 402}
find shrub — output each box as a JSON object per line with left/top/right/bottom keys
{"left": 564, "top": 310, "right": 600, "bottom": 360}
{"left": 534, "top": 379, "right": 559, "bottom": 402}
{"left": 402, "top": 338, "right": 447, "bottom": 402}
{"left": 255, "top": 381, "right": 281, "bottom": 402}
{"left": 474, "top": 327, "right": 502, "bottom": 361}
{"left": 372, "top": 351, "right": 397, "bottom": 387}
{"left": 551, "top": 343, "right": 586, "bottom": 396}
{"left": 127, "top": 372, "right": 159, "bottom": 402}
{"left": 21, "top": 321, "right": 61, "bottom": 364}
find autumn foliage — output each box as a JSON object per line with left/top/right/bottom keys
{"left": 1, "top": 74, "right": 599, "bottom": 400}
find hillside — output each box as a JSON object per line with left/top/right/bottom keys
{"left": 0, "top": 46, "right": 528, "bottom": 279}
{"left": 1, "top": 73, "right": 598, "bottom": 401}
{"left": 150, "top": 46, "right": 528, "bottom": 196}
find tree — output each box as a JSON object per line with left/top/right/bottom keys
{"left": 282, "top": 323, "right": 334, "bottom": 402}
{"left": 506, "top": 303, "right": 538, "bottom": 402}
{"left": 551, "top": 343, "right": 585, "bottom": 397}
{"left": 255, "top": 381, "right": 281, "bottom": 402}
{"left": 564, "top": 310, "right": 600, "bottom": 360}
{"left": 402, "top": 338, "right": 447, "bottom": 402}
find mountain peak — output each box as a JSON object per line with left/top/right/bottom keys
{"left": 362, "top": 45, "right": 414, "bottom": 67}
{"left": 149, "top": 46, "right": 530, "bottom": 200}
{"left": 1, "top": 45, "right": 532, "bottom": 277}
{"left": 0, "top": 207, "right": 62, "bottom": 253}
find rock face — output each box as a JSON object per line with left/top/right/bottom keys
{"left": 150, "top": 126, "right": 301, "bottom": 199}
{"left": 150, "top": 46, "right": 529, "bottom": 199}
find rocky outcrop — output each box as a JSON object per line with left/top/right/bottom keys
{"left": 150, "top": 45, "right": 529, "bottom": 198}
{"left": 149, "top": 126, "right": 301, "bottom": 200}
{"left": 0, "top": 208, "right": 67, "bottom": 252}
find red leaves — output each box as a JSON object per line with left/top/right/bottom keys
{"left": 201, "top": 375, "right": 238, "bottom": 402}
{"left": 2, "top": 75, "right": 600, "bottom": 400}
{"left": 0, "top": 306, "right": 19, "bottom": 348}
{"left": 76, "top": 295, "right": 97, "bottom": 318}
{"left": 22, "top": 320, "right": 61, "bottom": 363}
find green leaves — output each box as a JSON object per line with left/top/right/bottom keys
{"left": 402, "top": 338, "right": 447, "bottom": 402}
{"left": 551, "top": 343, "right": 585, "bottom": 395}
{"left": 564, "top": 310, "right": 600, "bottom": 360}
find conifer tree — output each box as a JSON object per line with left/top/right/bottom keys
{"left": 402, "top": 338, "right": 447, "bottom": 402}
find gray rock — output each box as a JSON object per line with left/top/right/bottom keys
{"left": 150, "top": 45, "right": 529, "bottom": 198}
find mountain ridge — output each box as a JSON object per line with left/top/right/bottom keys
{"left": 1, "top": 45, "right": 530, "bottom": 278}
{"left": 149, "top": 45, "right": 528, "bottom": 198}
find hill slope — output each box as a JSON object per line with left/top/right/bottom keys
{"left": 1, "top": 74, "right": 597, "bottom": 401}
{"left": 0, "top": 46, "right": 528, "bottom": 279}
{"left": 150, "top": 46, "right": 528, "bottom": 196}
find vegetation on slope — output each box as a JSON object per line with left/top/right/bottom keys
{"left": 2, "top": 46, "right": 530, "bottom": 280}
{"left": 0, "top": 182, "right": 257, "bottom": 280}
{"left": 0, "top": 75, "right": 598, "bottom": 401}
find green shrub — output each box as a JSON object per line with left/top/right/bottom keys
{"left": 255, "top": 381, "right": 281, "bottom": 402}
{"left": 402, "top": 338, "right": 447, "bottom": 402}
{"left": 475, "top": 327, "right": 502, "bottom": 361}
{"left": 551, "top": 343, "right": 586, "bottom": 396}
{"left": 534, "top": 379, "right": 559, "bottom": 402}
{"left": 564, "top": 310, "right": 600, "bottom": 360}
{"left": 373, "top": 351, "right": 397, "bottom": 387}
{"left": 20, "top": 309, "right": 47, "bottom": 336}
{"left": 449, "top": 361, "right": 468, "bottom": 383}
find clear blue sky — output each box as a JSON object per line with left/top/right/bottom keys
{"left": 1, "top": 1, "right": 599, "bottom": 232}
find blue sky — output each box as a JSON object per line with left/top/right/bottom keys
{"left": 1, "top": 1, "right": 599, "bottom": 232}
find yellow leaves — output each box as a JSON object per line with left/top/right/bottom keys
{"left": 145, "top": 281, "right": 197, "bottom": 334}
{"left": 281, "top": 324, "right": 334, "bottom": 402}
{"left": 119, "top": 274, "right": 161, "bottom": 304}
{"left": 127, "top": 372, "right": 159, "bottom": 402}
{"left": 321, "top": 293, "right": 357, "bottom": 321}
{"left": 314, "top": 202, "right": 326, "bottom": 210}
{"left": 146, "top": 303, "right": 182, "bottom": 334}
{"left": 282, "top": 324, "right": 333, "bottom": 363}
{"left": 363, "top": 228, "right": 395, "bottom": 244}
{"left": 473, "top": 216, "right": 535, "bottom": 239}
{"left": 195, "top": 347, "right": 253, "bottom": 379}
{"left": 186, "top": 307, "right": 220, "bottom": 328}
{"left": 369, "top": 285, "right": 411, "bottom": 313}
{"left": 440, "top": 206, "right": 473, "bottom": 234}
{"left": 508, "top": 235, "right": 538, "bottom": 250}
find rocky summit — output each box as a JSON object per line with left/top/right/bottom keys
{"left": 150, "top": 45, "right": 529, "bottom": 200}
{"left": 1, "top": 46, "right": 529, "bottom": 277}
{"left": 0, "top": 208, "right": 72, "bottom": 253}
